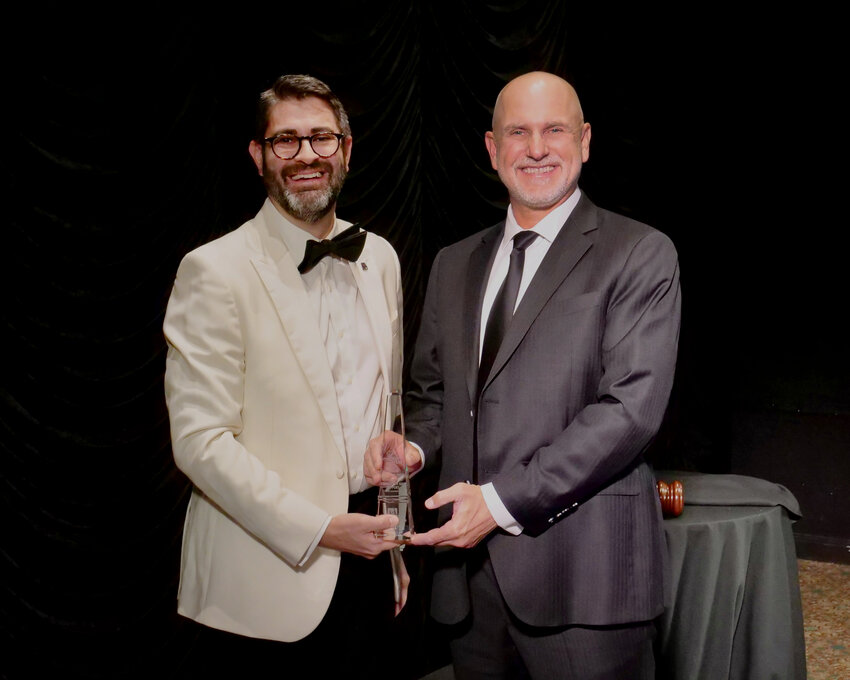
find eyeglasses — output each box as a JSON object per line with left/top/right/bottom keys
{"left": 262, "top": 132, "right": 345, "bottom": 160}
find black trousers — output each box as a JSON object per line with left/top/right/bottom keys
{"left": 447, "top": 547, "right": 657, "bottom": 680}
{"left": 177, "top": 488, "right": 399, "bottom": 679}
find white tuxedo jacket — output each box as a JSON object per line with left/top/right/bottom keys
{"left": 164, "top": 199, "right": 402, "bottom": 641}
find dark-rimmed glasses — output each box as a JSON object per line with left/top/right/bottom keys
{"left": 263, "top": 132, "right": 345, "bottom": 160}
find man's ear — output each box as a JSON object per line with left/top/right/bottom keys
{"left": 341, "top": 135, "right": 353, "bottom": 172}
{"left": 580, "top": 123, "right": 591, "bottom": 163}
{"left": 248, "top": 140, "right": 264, "bottom": 176}
{"left": 484, "top": 131, "right": 498, "bottom": 170}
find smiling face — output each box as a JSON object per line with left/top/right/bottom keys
{"left": 249, "top": 95, "right": 352, "bottom": 236}
{"left": 485, "top": 73, "right": 591, "bottom": 228}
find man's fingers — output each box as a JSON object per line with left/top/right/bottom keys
{"left": 376, "top": 513, "right": 400, "bottom": 529}
{"left": 424, "top": 490, "right": 450, "bottom": 510}
{"left": 409, "top": 526, "right": 449, "bottom": 546}
{"left": 380, "top": 469, "right": 401, "bottom": 485}
{"left": 369, "top": 512, "right": 401, "bottom": 544}
{"left": 424, "top": 482, "right": 469, "bottom": 510}
{"left": 364, "top": 444, "right": 385, "bottom": 484}
{"left": 404, "top": 442, "right": 423, "bottom": 472}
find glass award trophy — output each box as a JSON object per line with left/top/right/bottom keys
{"left": 376, "top": 390, "right": 414, "bottom": 545}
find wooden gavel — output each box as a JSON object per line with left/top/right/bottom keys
{"left": 656, "top": 479, "right": 684, "bottom": 517}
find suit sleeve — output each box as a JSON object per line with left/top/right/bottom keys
{"left": 494, "top": 230, "right": 681, "bottom": 535}
{"left": 164, "top": 251, "right": 330, "bottom": 566}
{"left": 404, "top": 249, "right": 445, "bottom": 465}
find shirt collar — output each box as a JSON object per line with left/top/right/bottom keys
{"left": 502, "top": 188, "right": 582, "bottom": 248}
{"left": 261, "top": 198, "right": 342, "bottom": 262}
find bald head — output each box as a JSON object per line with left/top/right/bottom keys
{"left": 492, "top": 72, "right": 584, "bottom": 133}
{"left": 485, "top": 71, "right": 591, "bottom": 228}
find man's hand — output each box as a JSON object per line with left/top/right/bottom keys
{"left": 364, "top": 431, "right": 422, "bottom": 487}
{"left": 319, "top": 513, "right": 402, "bottom": 558}
{"left": 409, "top": 483, "right": 498, "bottom": 548}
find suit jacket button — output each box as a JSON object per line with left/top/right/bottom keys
{"left": 336, "top": 469, "right": 345, "bottom": 479}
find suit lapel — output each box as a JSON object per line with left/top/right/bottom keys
{"left": 465, "top": 224, "right": 504, "bottom": 407}
{"left": 349, "top": 237, "right": 395, "bottom": 392}
{"left": 482, "top": 199, "right": 596, "bottom": 392}
{"left": 248, "top": 209, "right": 347, "bottom": 462}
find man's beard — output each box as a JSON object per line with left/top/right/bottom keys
{"left": 264, "top": 160, "right": 347, "bottom": 224}
{"left": 498, "top": 160, "right": 572, "bottom": 211}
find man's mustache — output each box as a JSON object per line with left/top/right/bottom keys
{"left": 281, "top": 161, "right": 333, "bottom": 178}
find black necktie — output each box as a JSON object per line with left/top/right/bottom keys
{"left": 478, "top": 230, "right": 539, "bottom": 394}
{"left": 297, "top": 225, "right": 366, "bottom": 274}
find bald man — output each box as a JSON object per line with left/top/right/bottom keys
{"left": 378, "top": 72, "right": 681, "bottom": 678}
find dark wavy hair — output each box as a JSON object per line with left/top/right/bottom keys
{"left": 255, "top": 74, "right": 351, "bottom": 140}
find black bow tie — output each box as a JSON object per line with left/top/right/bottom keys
{"left": 297, "top": 225, "right": 366, "bottom": 274}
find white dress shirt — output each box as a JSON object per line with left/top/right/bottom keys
{"left": 479, "top": 190, "right": 582, "bottom": 534}
{"left": 274, "top": 213, "right": 385, "bottom": 561}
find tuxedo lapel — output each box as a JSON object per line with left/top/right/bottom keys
{"left": 464, "top": 224, "right": 504, "bottom": 407}
{"left": 482, "top": 201, "right": 596, "bottom": 392}
{"left": 248, "top": 212, "right": 347, "bottom": 462}
{"left": 349, "top": 238, "right": 395, "bottom": 391}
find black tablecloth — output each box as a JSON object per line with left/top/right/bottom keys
{"left": 654, "top": 471, "right": 806, "bottom": 680}
{"left": 655, "top": 469, "right": 801, "bottom": 517}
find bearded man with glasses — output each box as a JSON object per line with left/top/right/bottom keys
{"left": 164, "top": 74, "right": 412, "bottom": 676}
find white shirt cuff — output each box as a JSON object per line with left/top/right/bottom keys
{"left": 408, "top": 441, "right": 426, "bottom": 475}
{"left": 481, "top": 482, "right": 523, "bottom": 535}
{"left": 298, "top": 514, "right": 333, "bottom": 567}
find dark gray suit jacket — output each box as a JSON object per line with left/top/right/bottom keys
{"left": 405, "top": 195, "right": 681, "bottom": 628}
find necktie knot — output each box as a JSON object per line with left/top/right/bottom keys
{"left": 297, "top": 225, "right": 366, "bottom": 274}
{"left": 512, "top": 230, "right": 539, "bottom": 252}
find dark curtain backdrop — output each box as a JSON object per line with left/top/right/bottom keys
{"left": 3, "top": 5, "right": 846, "bottom": 679}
